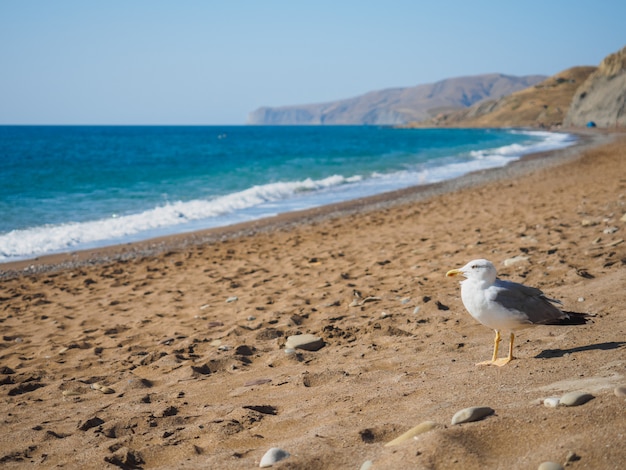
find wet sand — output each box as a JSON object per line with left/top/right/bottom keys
{"left": 1, "top": 131, "right": 625, "bottom": 469}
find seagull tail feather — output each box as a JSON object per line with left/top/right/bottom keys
{"left": 548, "top": 311, "right": 595, "bottom": 325}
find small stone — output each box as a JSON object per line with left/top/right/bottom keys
{"left": 413, "top": 306, "right": 420, "bottom": 314}
{"left": 538, "top": 462, "right": 564, "bottom": 470}
{"left": 360, "top": 460, "right": 374, "bottom": 470}
{"left": 620, "top": 213, "right": 626, "bottom": 223}
{"left": 91, "top": 382, "right": 115, "bottom": 394}
{"left": 565, "top": 451, "right": 581, "bottom": 464}
{"left": 613, "top": 385, "right": 626, "bottom": 398}
{"left": 384, "top": 421, "right": 437, "bottom": 446}
{"left": 581, "top": 219, "right": 597, "bottom": 227}
{"left": 503, "top": 256, "right": 529, "bottom": 267}
{"left": 543, "top": 397, "right": 560, "bottom": 408}
{"left": 606, "top": 238, "right": 624, "bottom": 247}
{"left": 285, "top": 334, "right": 325, "bottom": 351}
{"left": 451, "top": 406, "right": 494, "bottom": 425}
{"left": 603, "top": 226, "right": 618, "bottom": 234}
{"left": 560, "top": 391, "right": 594, "bottom": 406}
{"left": 235, "top": 345, "right": 255, "bottom": 356}
{"left": 259, "top": 447, "right": 290, "bottom": 467}
{"left": 226, "top": 296, "right": 238, "bottom": 303}
{"left": 577, "top": 297, "right": 585, "bottom": 302}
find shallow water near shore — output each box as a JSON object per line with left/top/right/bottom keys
{"left": 0, "top": 126, "right": 574, "bottom": 262}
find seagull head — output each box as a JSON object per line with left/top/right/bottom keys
{"left": 446, "top": 259, "right": 497, "bottom": 283}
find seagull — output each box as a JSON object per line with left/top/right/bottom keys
{"left": 446, "top": 259, "right": 588, "bottom": 366}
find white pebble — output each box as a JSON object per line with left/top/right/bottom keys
{"left": 360, "top": 461, "right": 374, "bottom": 470}
{"left": 259, "top": 447, "right": 290, "bottom": 467}
{"left": 385, "top": 421, "right": 437, "bottom": 446}
{"left": 577, "top": 297, "right": 585, "bottom": 302}
{"left": 543, "top": 397, "right": 560, "bottom": 408}
{"left": 451, "top": 406, "right": 494, "bottom": 425}
{"left": 614, "top": 385, "right": 626, "bottom": 398}
{"left": 226, "top": 296, "right": 238, "bottom": 303}
{"left": 503, "top": 256, "right": 529, "bottom": 267}
{"left": 285, "top": 334, "right": 325, "bottom": 351}
{"left": 538, "top": 462, "right": 564, "bottom": 470}
{"left": 560, "top": 391, "right": 594, "bottom": 406}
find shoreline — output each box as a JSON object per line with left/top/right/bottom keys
{"left": 0, "top": 129, "right": 610, "bottom": 279}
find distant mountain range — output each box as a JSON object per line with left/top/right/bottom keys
{"left": 247, "top": 74, "right": 547, "bottom": 125}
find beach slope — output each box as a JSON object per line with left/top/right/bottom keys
{"left": 1, "top": 133, "right": 625, "bottom": 469}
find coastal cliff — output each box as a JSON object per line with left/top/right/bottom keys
{"left": 564, "top": 46, "right": 626, "bottom": 128}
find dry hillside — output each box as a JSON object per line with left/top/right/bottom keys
{"left": 411, "top": 66, "right": 596, "bottom": 129}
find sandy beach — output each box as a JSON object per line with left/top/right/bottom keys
{"left": 1, "top": 131, "right": 625, "bottom": 469}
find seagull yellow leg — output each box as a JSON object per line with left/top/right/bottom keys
{"left": 477, "top": 330, "right": 501, "bottom": 366}
{"left": 491, "top": 332, "right": 515, "bottom": 367}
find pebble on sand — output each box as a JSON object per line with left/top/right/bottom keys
{"left": 451, "top": 406, "right": 494, "bottom": 425}
{"left": 543, "top": 397, "right": 560, "bottom": 408}
{"left": 538, "top": 462, "right": 564, "bottom": 470}
{"left": 384, "top": 421, "right": 437, "bottom": 446}
{"left": 503, "top": 256, "right": 529, "bottom": 267}
{"left": 259, "top": 447, "right": 290, "bottom": 468}
{"left": 359, "top": 460, "right": 374, "bottom": 470}
{"left": 284, "top": 334, "right": 325, "bottom": 351}
{"left": 559, "top": 391, "right": 594, "bottom": 407}
{"left": 91, "top": 382, "right": 115, "bottom": 394}
{"left": 614, "top": 385, "right": 626, "bottom": 398}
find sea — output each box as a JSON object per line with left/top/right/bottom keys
{"left": 0, "top": 126, "right": 576, "bottom": 263}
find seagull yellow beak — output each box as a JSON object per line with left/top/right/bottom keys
{"left": 446, "top": 268, "right": 463, "bottom": 277}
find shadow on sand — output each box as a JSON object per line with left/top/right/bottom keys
{"left": 536, "top": 341, "right": 626, "bottom": 359}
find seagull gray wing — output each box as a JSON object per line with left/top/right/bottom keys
{"left": 490, "top": 279, "right": 567, "bottom": 324}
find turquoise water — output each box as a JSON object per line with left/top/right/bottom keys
{"left": 0, "top": 126, "right": 574, "bottom": 262}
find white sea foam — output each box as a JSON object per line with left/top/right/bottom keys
{"left": 0, "top": 131, "right": 574, "bottom": 262}
{"left": 0, "top": 174, "right": 361, "bottom": 261}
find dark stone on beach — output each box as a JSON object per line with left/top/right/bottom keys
{"left": 191, "top": 364, "right": 212, "bottom": 375}
{"left": 235, "top": 345, "right": 255, "bottom": 356}
{"left": 243, "top": 405, "right": 277, "bottom": 415}
{"left": 78, "top": 416, "right": 105, "bottom": 431}
{"left": 162, "top": 406, "right": 178, "bottom": 417}
{"left": 104, "top": 447, "right": 144, "bottom": 469}
{"left": 8, "top": 382, "right": 45, "bottom": 396}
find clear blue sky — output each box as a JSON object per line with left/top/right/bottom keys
{"left": 1, "top": 0, "right": 624, "bottom": 125}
